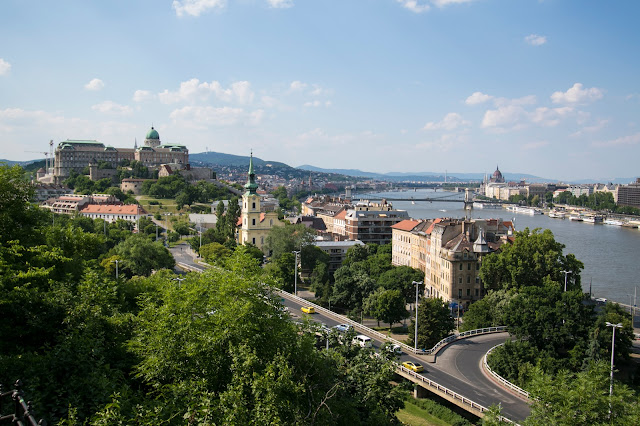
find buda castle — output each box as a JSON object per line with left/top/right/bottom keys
{"left": 52, "top": 127, "right": 189, "bottom": 184}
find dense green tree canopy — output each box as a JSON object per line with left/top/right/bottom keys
{"left": 408, "top": 297, "right": 455, "bottom": 350}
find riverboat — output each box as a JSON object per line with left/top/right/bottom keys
{"left": 583, "top": 215, "right": 604, "bottom": 224}
{"left": 548, "top": 210, "right": 566, "bottom": 219}
{"left": 569, "top": 215, "right": 583, "bottom": 222}
{"left": 473, "top": 202, "right": 501, "bottom": 209}
{"left": 603, "top": 218, "right": 624, "bottom": 226}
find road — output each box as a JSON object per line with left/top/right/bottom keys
{"left": 284, "top": 297, "right": 531, "bottom": 422}
{"left": 168, "top": 247, "right": 530, "bottom": 422}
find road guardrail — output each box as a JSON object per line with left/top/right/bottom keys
{"left": 483, "top": 344, "right": 530, "bottom": 400}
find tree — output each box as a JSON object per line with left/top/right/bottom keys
{"left": 364, "top": 289, "right": 408, "bottom": 329}
{"left": 199, "top": 242, "right": 232, "bottom": 264}
{"left": 377, "top": 266, "right": 424, "bottom": 303}
{"left": 109, "top": 234, "right": 175, "bottom": 277}
{"left": 525, "top": 362, "right": 640, "bottom": 425}
{"left": 264, "top": 223, "right": 315, "bottom": 261}
{"left": 479, "top": 228, "right": 583, "bottom": 292}
{"left": 264, "top": 252, "right": 296, "bottom": 292}
{"left": 330, "top": 264, "right": 378, "bottom": 311}
{"left": 408, "top": 297, "right": 455, "bottom": 350}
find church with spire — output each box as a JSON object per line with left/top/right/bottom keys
{"left": 237, "top": 152, "right": 282, "bottom": 252}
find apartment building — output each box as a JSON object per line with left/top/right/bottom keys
{"left": 344, "top": 200, "right": 409, "bottom": 245}
{"left": 418, "top": 218, "right": 513, "bottom": 308}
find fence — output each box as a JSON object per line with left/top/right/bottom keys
{"left": 483, "top": 344, "right": 530, "bottom": 400}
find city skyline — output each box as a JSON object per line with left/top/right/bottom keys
{"left": 1, "top": 0, "right": 639, "bottom": 182}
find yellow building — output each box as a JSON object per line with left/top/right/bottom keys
{"left": 237, "top": 153, "right": 282, "bottom": 252}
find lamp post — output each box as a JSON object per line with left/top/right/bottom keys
{"left": 606, "top": 321, "right": 623, "bottom": 415}
{"left": 561, "top": 270, "right": 572, "bottom": 291}
{"left": 174, "top": 277, "right": 186, "bottom": 288}
{"left": 413, "top": 280, "right": 423, "bottom": 353}
{"left": 112, "top": 259, "right": 119, "bottom": 280}
{"left": 293, "top": 250, "right": 300, "bottom": 296}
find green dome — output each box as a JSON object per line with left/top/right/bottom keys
{"left": 146, "top": 127, "right": 160, "bottom": 140}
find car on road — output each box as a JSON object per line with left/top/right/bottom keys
{"left": 352, "top": 335, "right": 373, "bottom": 348}
{"left": 301, "top": 306, "right": 316, "bottom": 314}
{"left": 402, "top": 361, "right": 424, "bottom": 373}
{"left": 384, "top": 343, "right": 402, "bottom": 355}
{"left": 333, "top": 323, "right": 352, "bottom": 333}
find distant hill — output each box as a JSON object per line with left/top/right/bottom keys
{"left": 190, "top": 152, "right": 289, "bottom": 168}
{"left": 297, "top": 165, "right": 558, "bottom": 183}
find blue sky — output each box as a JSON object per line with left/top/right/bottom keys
{"left": 1, "top": 0, "right": 639, "bottom": 182}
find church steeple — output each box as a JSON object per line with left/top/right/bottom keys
{"left": 244, "top": 151, "right": 258, "bottom": 195}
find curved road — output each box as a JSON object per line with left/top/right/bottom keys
{"left": 284, "top": 298, "right": 530, "bottom": 422}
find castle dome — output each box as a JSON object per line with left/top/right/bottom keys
{"left": 146, "top": 127, "right": 160, "bottom": 140}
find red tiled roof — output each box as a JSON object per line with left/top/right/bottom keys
{"left": 334, "top": 210, "right": 347, "bottom": 220}
{"left": 391, "top": 219, "right": 420, "bottom": 231}
{"left": 80, "top": 204, "right": 147, "bottom": 215}
{"left": 425, "top": 218, "right": 443, "bottom": 234}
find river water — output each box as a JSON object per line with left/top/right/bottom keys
{"left": 365, "top": 189, "right": 639, "bottom": 307}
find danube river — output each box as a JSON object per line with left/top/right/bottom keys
{"left": 365, "top": 189, "right": 639, "bottom": 307}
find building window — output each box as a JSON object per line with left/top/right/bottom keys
{"left": 467, "top": 288, "right": 471, "bottom": 296}
{"left": 475, "top": 289, "right": 479, "bottom": 296}
{"left": 252, "top": 202, "right": 256, "bottom": 209}
{"left": 252, "top": 238, "right": 256, "bottom": 244}
{"left": 467, "top": 276, "right": 471, "bottom": 283}
{"left": 458, "top": 289, "right": 462, "bottom": 298}
{"left": 252, "top": 218, "right": 256, "bottom": 226}
{"left": 459, "top": 264, "right": 463, "bottom": 270}
{"left": 468, "top": 263, "right": 471, "bottom": 270}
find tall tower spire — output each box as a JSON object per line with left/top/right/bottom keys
{"left": 244, "top": 151, "right": 258, "bottom": 195}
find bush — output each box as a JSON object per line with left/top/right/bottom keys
{"left": 405, "top": 396, "right": 472, "bottom": 425}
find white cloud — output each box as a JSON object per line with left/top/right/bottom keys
{"left": 551, "top": 83, "right": 604, "bottom": 104}
{"left": 133, "top": 90, "right": 154, "bottom": 102}
{"left": 289, "top": 81, "right": 307, "bottom": 92}
{"left": 432, "top": 0, "right": 476, "bottom": 6}
{"left": 84, "top": 78, "right": 104, "bottom": 91}
{"left": 465, "top": 92, "right": 493, "bottom": 105}
{"left": 169, "top": 105, "right": 263, "bottom": 128}
{"left": 91, "top": 101, "right": 133, "bottom": 115}
{"left": 592, "top": 132, "right": 640, "bottom": 148}
{"left": 530, "top": 106, "right": 573, "bottom": 127}
{"left": 267, "top": 0, "right": 294, "bottom": 8}
{"left": 397, "top": 0, "right": 430, "bottom": 13}
{"left": 495, "top": 95, "right": 537, "bottom": 107}
{"left": 159, "top": 79, "right": 254, "bottom": 105}
{"left": 172, "top": 0, "right": 226, "bottom": 17}
{"left": 525, "top": 34, "right": 547, "bottom": 46}
{"left": 571, "top": 119, "right": 609, "bottom": 137}
{"left": 481, "top": 105, "right": 527, "bottom": 129}
{"left": 423, "top": 112, "right": 470, "bottom": 131}
{"left": 0, "top": 58, "right": 11, "bottom": 76}
{"left": 303, "top": 100, "right": 331, "bottom": 108}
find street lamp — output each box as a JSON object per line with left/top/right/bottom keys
{"left": 112, "top": 259, "right": 119, "bottom": 280}
{"left": 413, "top": 280, "right": 423, "bottom": 353}
{"left": 606, "top": 321, "right": 623, "bottom": 415}
{"left": 293, "top": 250, "right": 300, "bottom": 296}
{"left": 174, "top": 277, "right": 186, "bottom": 288}
{"left": 561, "top": 270, "right": 572, "bottom": 291}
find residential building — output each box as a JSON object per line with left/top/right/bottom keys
{"left": 391, "top": 219, "right": 421, "bottom": 267}
{"left": 314, "top": 240, "right": 365, "bottom": 276}
{"left": 616, "top": 178, "right": 640, "bottom": 208}
{"left": 79, "top": 204, "right": 148, "bottom": 228}
{"left": 344, "top": 200, "right": 409, "bottom": 245}
{"left": 422, "top": 218, "right": 513, "bottom": 308}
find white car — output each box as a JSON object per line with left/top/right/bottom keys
{"left": 352, "top": 335, "right": 373, "bottom": 348}
{"left": 333, "top": 323, "right": 352, "bottom": 333}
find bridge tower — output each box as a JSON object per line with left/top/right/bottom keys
{"left": 463, "top": 188, "right": 473, "bottom": 219}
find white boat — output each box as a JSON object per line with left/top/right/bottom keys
{"left": 569, "top": 215, "right": 583, "bottom": 222}
{"left": 473, "top": 202, "right": 501, "bottom": 209}
{"left": 548, "top": 210, "right": 566, "bottom": 219}
{"left": 604, "top": 219, "right": 623, "bottom": 226}
{"left": 513, "top": 206, "right": 542, "bottom": 215}
{"left": 583, "top": 215, "right": 604, "bottom": 224}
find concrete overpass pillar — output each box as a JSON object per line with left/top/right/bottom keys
{"left": 413, "top": 384, "right": 429, "bottom": 399}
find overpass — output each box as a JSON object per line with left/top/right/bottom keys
{"left": 280, "top": 291, "right": 530, "bottom": 423}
